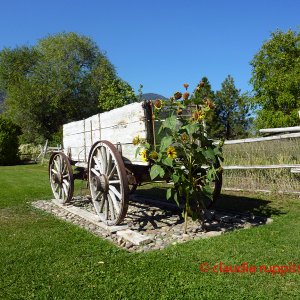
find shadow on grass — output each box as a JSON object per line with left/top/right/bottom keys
{"left": 213, "top": 193, "right": 284, "bottom": 218}
{"left": 134, "top": 185, "right": 285, "bottom": 218}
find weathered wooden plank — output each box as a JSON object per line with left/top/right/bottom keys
{"left": 215, "top": 132, "right": 300, "bottom": 145}
{"left": 259, "top": 126, "right": 300, "bottom": 134}
{"left": 63, "top": 120, "right": 85, "bottom": 136}
{"left": 63, "top": 102, "right": 148, "bottom": 163}
{"left": 223, "top": 164, "right": 300, "bottom": 170}
{"left": 100, "top": 121, "right": 146, "bottom": 145}
{"left": 100, "top": 102, "right": 145, "bottom": 129}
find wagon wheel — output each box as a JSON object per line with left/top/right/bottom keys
{"left": 88, "top": 141, "right": 129, "bottom": 225}
{"left": 49, "top": 152, "right": 74, "bottom": 204}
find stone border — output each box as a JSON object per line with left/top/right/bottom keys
{"left": 32, "top": 197, "right": 273, "bottom": 252}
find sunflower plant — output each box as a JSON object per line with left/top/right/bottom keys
{"left": 134, "top": 83, "right": 223, "bottom": 233}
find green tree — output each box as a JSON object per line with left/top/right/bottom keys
{"left": 0, "top": 116, "right": 21, "bottom": 165}
{"left": 213, "top": 75, "right": 251, "bottom": 140}
{"left": 191, "top": 77, "right": 218, "bottom": 137}
{"left": 98, "top": 70, "right": 136, "bottom": 111}
{"left": 0, "top": 32, "right": 135, "bottom": 143}
{"left": 250, "top": 29, "right": 300, "bottom": 129}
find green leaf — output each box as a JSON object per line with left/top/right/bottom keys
{"left": 174, "top": 191, "right": 179, "bottom": 206}
{"left": 159, "top": 136, "right": 173, "bottom": 152}
{"left": 183, "top": 122, "right": 199, "bottom": 135}
{"left": 150, "top": 164, "right": 165, "bottom": 180}
{"left": 135, "top": 146, "right": 141, "bottom": 158}
{"left": 162, "top": 157, "right": 173, "bottom": 167}
{"left": 202, "top": 184, "right": 213, "bottom": 199}
{"left": 163, "top": 115, "right": 177, "bottom": 130}
{"left": 166, "top": 188, "right": 172, "bottom": 200}
{"left": 171, "top": 173, "right": 180, "bottom": 183}
{"left": 202, "top": 148, "right": 216, "bottom": 161}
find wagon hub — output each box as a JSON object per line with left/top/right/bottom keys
{"left": 52, "top": 172, "right": 63, "bottom": 184}
{"left": 92, "top": 174, "right": 109, "bottom": 193}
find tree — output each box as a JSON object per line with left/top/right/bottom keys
{"left": 0, "top": 32, "right": 135, "bottom": 143}
{"left": 0, "top": 116, "right": 21, "bottom": 165}
{"left": 0, "top": 91, "right": 4, "bottom": 113}
{"left": 190, "top": 77, "right": 218, "bottom": 137}
{"left": 213, "top": 75, "right": 251, "bottom": 140}
{"left": 250, "top": 29, "right": 300, "bottom": 129}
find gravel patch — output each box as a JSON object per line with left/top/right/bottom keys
{"left": 32, "top": 195, "right": 272, "bottom": 252}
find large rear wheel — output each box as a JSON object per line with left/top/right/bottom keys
{"left": 88, "top": 141, "right": 129, "bottom": 225}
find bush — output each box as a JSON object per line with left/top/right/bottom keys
{"left": 0, "top": 117, "right": 21, "bottom": 165}
{"left": 19, "top": 144, "right": 41, "bottom": 161}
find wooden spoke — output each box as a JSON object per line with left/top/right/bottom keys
{"left": 109, "top": 180, "right": 121, "bottom": 184}
{"left": 108, "top": 165, "right": 116, "bottom": 179}
{"left": 49, "top": 152, "right": 74, "bottom": 204}
{"left": 93, "top": 155, "right": 103, "bottom": 174}
{"left": 109, "top": 185, "right": 121, "bottom": 200}
{"left": 91, "top": 167, "right": 100, "bottom": 177}
{"left": 88, "top": 141, "right": 129, "bottom": 225}
{"left": 107, "top": 194, "right": 116, "bottom": 220}
{"left": 108, "top": 190, "right": 120, "bottom": 215}
{"left": 51, "top": 168, "right": 58, "bottom": 174}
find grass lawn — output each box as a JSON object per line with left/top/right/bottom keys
{"left": 1, "top": 164, "right": 300, "bottom": 299}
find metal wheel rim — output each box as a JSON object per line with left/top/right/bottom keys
{"left": 88, "top": 141, "right": 129, "bottom": 225}
{"left": 49, "top": 152, "right": 74, "bottom": 204}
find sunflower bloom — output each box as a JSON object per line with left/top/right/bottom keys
{"left": 182, "top": 92, "right": 190, "bottom": 100}
{"left": 149, "top": 151, "right": 158, "bottom": 160}
{"left": 183, "top": 83, "right": 189, "bottom": 90}
{"left": 166, "top": 146, "right": 177, "bottom": 159}
{"left": 132, "top": 136, "right": 140, "bottom": 145}
{"left": 140, "top": 149, "right": 148, "bottom": 162}
{"left": 174, "top": 91, "right": 182, "bottom": 100}
{"left": 181, "top": 132, "right": 189, "bottom": 143}
{"left": 154, "top": 99, "right": 162, "bottom": 110}
{"left": 205, "top": 98, "right": 215, "bottom": 109}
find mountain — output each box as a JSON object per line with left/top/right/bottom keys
{"left": 140, "top": 93, "right": 168, "bottom": 101}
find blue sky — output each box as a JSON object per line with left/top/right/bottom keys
{"left": 0, "top": 0, "right": 299, "bottom": 97}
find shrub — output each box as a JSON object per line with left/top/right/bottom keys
{"left": 19, "top": 143, "right": 41, "bottom": 161}
{"left": 0, "top": 117, "right": 21, "bottom": 165}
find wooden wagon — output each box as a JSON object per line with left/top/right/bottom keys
{"left": 49, "top": 101, "right": 222, "bottom": 226}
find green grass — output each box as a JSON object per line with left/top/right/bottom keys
{"left": 1, "top": 164, "right": 300, "bottom": 299}
{"left": 222, "top": 139, "right": 300, "bottom": 192}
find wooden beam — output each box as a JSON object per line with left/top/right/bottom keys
{"left": 223, "top": 164, "right": 300, "bottom": 170}
{"left": 259, "top": 126, "right": 300, "bottom": 134}
{"left": 214, "top": 132, "right": 300, "bottom": 145}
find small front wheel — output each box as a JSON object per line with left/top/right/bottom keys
{"left": 49, "top": 152, "right": 74, "bottom": 204}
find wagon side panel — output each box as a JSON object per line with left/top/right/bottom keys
{"left": 99, "top": 102, "right": 148, "bottom": 165}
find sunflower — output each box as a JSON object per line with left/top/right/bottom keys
{"left": 177, "top": 108, "right": 183, "bottom": 115}
{"left": 205, "top": 98, "right": 215, "bottom": 110}
{"left": 154, "top": 99, "right": 162, "bottom": 110}
{"left": 182, "top": 92, "right": 190, "bottom": 100}
{"left": 149, "top": 151, "right": 158, "bottom": 160}
{"left": 166, "top": 146, "right": 177, "bottom": 159}
{"left": 174, "top": 91, "right": 182, "bottom": 100}
{"left": 181, "top": 132, "right": 189, "bottom": 143}
{"left": 140, "top": 149, "right": 148, "bottom": 162}
{"left": 183, "top": 83, "right": 189, "bottom": 90}
{"left": 192, "top": 110, "right": 204, "bottom": 121}
{"left": 132, "top": 136, "right": 140, "bottom": 145}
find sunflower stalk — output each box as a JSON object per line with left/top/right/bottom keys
{"left": 133, "top": 83, "right": 223, "bottom": 233}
